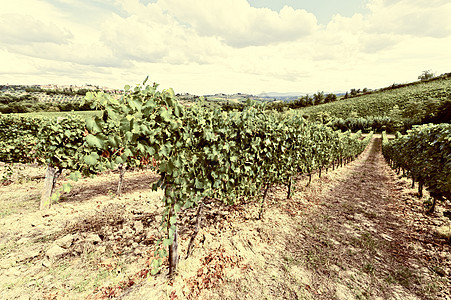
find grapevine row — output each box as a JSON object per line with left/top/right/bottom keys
{"left": 0, "top": 113, "right": 148, "bottom": 208}
{"left": 381, "top": 124, "right": 451, "bottom": 212}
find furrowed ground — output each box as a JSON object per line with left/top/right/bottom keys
{"left": 0, "top": 138, "right": 450, "bottom": 299}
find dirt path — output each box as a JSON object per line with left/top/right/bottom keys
{"left": 0, "top": 138, "right": 449, "bottom": 299}
{"left": 281, "top": 138, "right": 450, "bottom": 299}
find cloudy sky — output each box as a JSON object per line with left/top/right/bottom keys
{"left": 1, "top": 0, "right": 450, "bottom": 95}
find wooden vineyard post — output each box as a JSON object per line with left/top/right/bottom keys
{"left": 259, "top": 184, "right": 271, "bottom": 220}
{"left": 287, "top": 177, "right": 292, "bottom": 199}
{"left": 116, "top": 163, "right": 126, "bottom": 195}
{"left": 168, "top": 200, "right": 178, "bottom": 277}
{"left": 418, "top": 182, "right": 424, "bottom": 198}
{"left": 40, "top": 165, "right": 62, "bottom": 210}
{"left": 306, "top": 167, "right": 312, "bottom": 187}
{"left": 186, "top": 202, "right": 204, "bottom": 259}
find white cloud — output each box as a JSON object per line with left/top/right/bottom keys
{"left": 158, "top": 0, "right": 319, "bottom": 47}
{"left": 1, "top": 0, "right": 64, "bottom": 20}
{"left": 99, "top": 12, "right": 227, "bottom": 65}
{"left": 360, "top": 33, "right": 398, "bottom": 53}
{"left": 0, "top": 14, "right": 72, "bottom": 45}
{"left": 0, "top": 50, "right": 40, "bottom": 75}
{"left": 366, "top": 0, "right": 451, "bottom": 37}
{"left": 3, "top": 41, "right": 123, "bottom": 68}
{"left": 320, "top": 13, "right": 400, "bottom": 56}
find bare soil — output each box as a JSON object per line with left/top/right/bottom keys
{"left": 0, "top": 138, "right": 450, "bottom": 299}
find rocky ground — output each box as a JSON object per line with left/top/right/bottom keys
{"left": 0, "top": 138, "right": 450, "bottom": 299}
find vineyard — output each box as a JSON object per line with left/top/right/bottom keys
{"left": 0, "top": 80, "right": 450, "bottom": 299}
{"left": 300, "top": 76, "right": 451, "bottom": 132}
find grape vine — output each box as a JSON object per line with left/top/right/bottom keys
{"left": 382, "top": 124, "right": 451, "bottom": 212}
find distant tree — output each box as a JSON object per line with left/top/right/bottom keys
{"left": 295, "top": 97, "right": 307, "bottom": 108}
{"left": 324, "top": 93, "right": 337, "bottom": 103}
{"left": 305, "top": 94, "right": 313, "bottom": 106}
{"left": 362, "top": 88, "right": 368, "bottom": 93}
{"left": 350, "top": 89, "right": 358, "bottom": 96}
{"left": 313, "top": 91, "right": 325, "bottom": 105}
{"left": 418, "top": 70, "right": 435, "bottom": 81}
{"left": 76, "top": 89, "right": 89, "bottom": 96}
{"left": 300, "top": 97, "right": 308, "bottom": 107}
{"left": 25, "top": 86, "right": 42, "bottom": 93}
{"left": 344, "top": 92, "right": 349, "bottom": 99}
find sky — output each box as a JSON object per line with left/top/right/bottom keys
{"left": 1, "top": 0, "right": 450, "bottom": 95}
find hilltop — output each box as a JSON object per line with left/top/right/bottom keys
{"left": 292, "top": 74, "right": 451, "bottom": 133}
{"left": 299, "top": 74, "right": 451, "bottom": 119}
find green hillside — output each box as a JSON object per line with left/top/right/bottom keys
{"left": 300, "top": 76, "right": 451, "bottom": 125}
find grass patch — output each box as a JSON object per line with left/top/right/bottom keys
{"left": 306, "top": 246, "right": 330, "bottom": 269}
{"left": 351, "top": 232, "right": 377, "bottom": 253}
{"left": 0, "top": 192, "right": 40, "bottom": 218}
{"left": 0, "top": 208, "right": 14, "bottom": 218}
{"left": 74, "top": 278, "right": 92, "bottom": 293}
{"left": 362, "top": 263, "right": 375, "bottom": 274}
{"left": 0, "top": 241, "right": 17, "bottom": 256}
{"left": 341, "top": 202, "right": 356, "bottom": 213}
{"left": 364, "top": 211, "right": 377, "bottom": 219}
{"left": 283, "top": 255, "right": 295, "bottom": 264}
{"left": 33, "top": 234, "right": 56, "bottom": 244}
{"left": 420, "top": 281, "right": 442, "bottom": 297}
{"left": 385, "top": 266, "right": 418, "bottom": 288}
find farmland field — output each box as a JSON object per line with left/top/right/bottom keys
{"left": 10, "top": 110, "right": 102, "bottom": 119}
{"left": 0, "top": 138, "right": 450, "bottom": 299}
